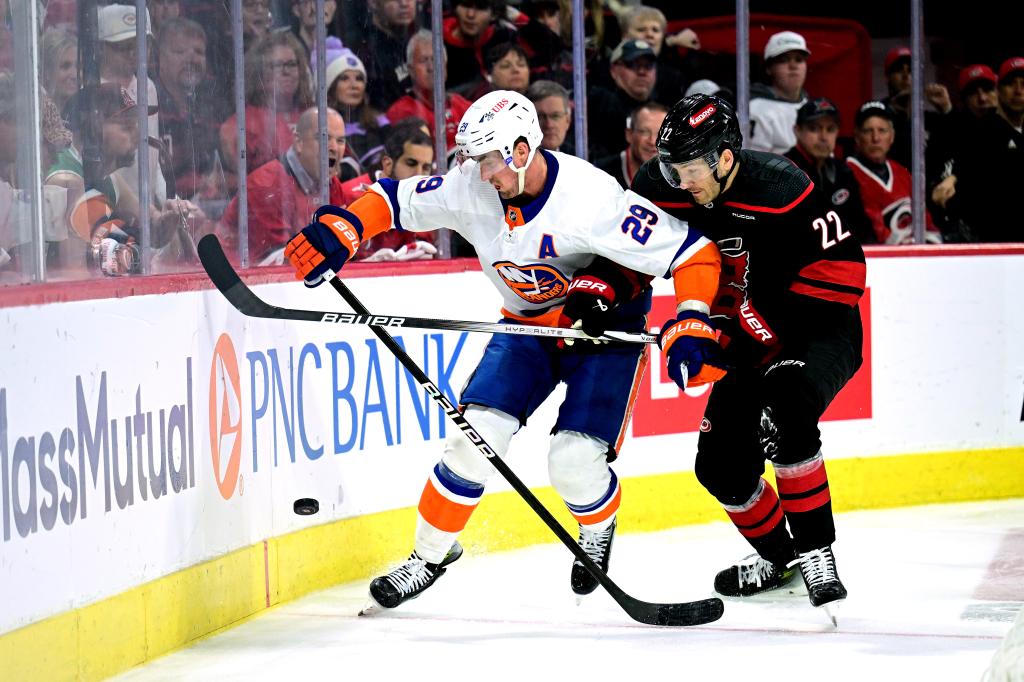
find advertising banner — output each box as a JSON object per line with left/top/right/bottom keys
{"left": 1, "top": 254, "right": 1022, "bottom": 634}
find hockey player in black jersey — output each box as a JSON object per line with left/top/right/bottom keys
{"left": 632, "top": 94, "right": 866, "bottom": 621}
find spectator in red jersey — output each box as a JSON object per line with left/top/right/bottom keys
{"left": 444, "top": 0, "right": 518, "bottom": 97}
{"left": 219, "top": 32, "right": 314, "bottom": 177}
{"left": 845, "top": 101, "right": 941, "bottom": 244}
{"left": 218, "top": 107, "right": 346, "bottom": 262}
{"left": 344, "top": 121, "right": 438, "bottom": 262}
{"left": 385, "top": 30, "right": 473, "bottom": 161}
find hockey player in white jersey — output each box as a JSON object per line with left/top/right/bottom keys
{"left": 284, "top": 90, "right": 726, "bottom": 610}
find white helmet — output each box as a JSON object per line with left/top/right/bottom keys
{"left": 455, "top": 90, "right": 544, "bottom": 196}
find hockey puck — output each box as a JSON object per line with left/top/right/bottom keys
{"left": 293, "top": 498, "right": 319, "bottom": 516}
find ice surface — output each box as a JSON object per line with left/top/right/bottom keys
{"left": 111, "top": 500, "right": 1024, "bottom": 682}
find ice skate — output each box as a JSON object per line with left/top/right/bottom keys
{"left": 714, "top": 552, "right": 799, "bottom": 598}
{"left": 360, "top": 542, "right": 463, "bottom": 614}
{"left": 571, "top": 519, "right": 616, "bottom": 601}
{"left": 791, "top": 545, "right": 846, "bottom": 626}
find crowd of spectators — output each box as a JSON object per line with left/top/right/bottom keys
{"left": 0, "top": 0, "right": 1021, "bottom": 282}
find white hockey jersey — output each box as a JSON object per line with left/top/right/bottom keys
{"left": 367, "top": 149, "right": 710, "bottom": 319}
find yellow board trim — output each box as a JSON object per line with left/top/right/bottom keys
{"left": 2, "top": 447, "right": 1022, "bottom": 681}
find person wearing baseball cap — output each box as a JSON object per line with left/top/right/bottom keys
{"left": 846, "top": 100, "right": 942, "bottom": 245}
{"left": 879, "top": 45, "right": 952, "bottom": 170}
{"left": 958, "top": 65, "right": 998, "bottom": 118}
{"left": 927, "top": 56, "right": 1024, "bottom": 243}
{"left": 997, "top": 57, "right": 1024, "bottom": 135}
{"left": 587, "top": 39, "right": 658, "bottom": 160}
{"left": 784, "top": 98, "right": 874, "bottom": 244}
{"left": 748, "top": 30, "right": 810, "bottom": 154}
{"left": 924, "top": 64, "right": 998, "bottom": 219}
{"left": 884, "top": 46, "right": 912, "bottom": 96}
{"left": 95, "top": 4, "right": 168, "bottom": 212}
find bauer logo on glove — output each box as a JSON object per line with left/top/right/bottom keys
{"left": 284, "top": 204, "right": 364, "bottom": 287}
{"left": 658, "top": 310, "right": 728, "bottom": 388}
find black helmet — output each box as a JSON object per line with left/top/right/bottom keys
{"left": 657, "top": 94, "right": 742, "bottom": 165}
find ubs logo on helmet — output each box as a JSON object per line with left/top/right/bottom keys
{"left": 209, "top": 333, "right": 243, "bottom": 500}
{"left": 689, "top": 104, "right": 717, "bottom": 127}
{"left": 493, "top": 261, "right": 570, "bottom": 304}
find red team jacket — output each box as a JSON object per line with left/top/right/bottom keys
{"left": 220, "top": 157, "right": 345, "bottom": 262}
{"left": 845, "top": 156, "right": 941, "bottom": 244}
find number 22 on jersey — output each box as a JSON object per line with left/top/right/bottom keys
{"left": 813, "top": 210, "right": 850, "bottom": 250}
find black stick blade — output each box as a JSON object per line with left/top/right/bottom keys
{"left": 653, "top": 597, "right": 724, "bottom": 626}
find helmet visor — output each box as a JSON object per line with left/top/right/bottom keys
{"left": 456, "top": 149, "right": 510, "bottom": 178}
{"left": 658, "top": 155, "right": 717, "bottom": 188}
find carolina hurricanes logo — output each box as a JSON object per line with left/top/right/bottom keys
{"left": 711, "top": 243, "right": 751, "bottom": 319}
{"left": 831, "top": 188, "right": 850, "bottom": 206}
{"left": 493, "top": 261, "right": 570, "bottom": 304}
{"left": 689, "top": 104, "right": 717, "bottom": 127}
{"left": 700, "top": 418, "right": 712, "bottom": 432}
{"left": 882, "top": 197, "right": 914, "bottom": 244}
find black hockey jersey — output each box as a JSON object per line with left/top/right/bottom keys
{"left": 631, "top": 149, "right": 866, "bottom": 366}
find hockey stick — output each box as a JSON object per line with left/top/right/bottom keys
{"left": 198, "top": 235, "right": 723, "bottom": 627}
{"left": 196, "top": 235, "right": 656, "bottom": 344}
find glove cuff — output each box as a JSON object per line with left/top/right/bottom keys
{"left": 565, "top": 274, "right": 616, "bottom": 304}
{"left": 659, "top": 311, "right": 716, "bottom": 352}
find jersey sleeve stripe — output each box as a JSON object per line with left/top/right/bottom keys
{"left": 723, "top": 181, "right": 814, "bottom": 214}
{"left": 665, "top": 232, "right": 710, "bottom": 277}
{"left": 789, "top": 281, "right": 862, "bottom": 306}
{"left": 375, "top": 177, "right": 405, "bottom": 232}
{"left": 797, "top": 260, "right": 867, "bottom": 291}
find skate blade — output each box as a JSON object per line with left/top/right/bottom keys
{"left": 358, "top": 595, "right": 386, "bottom": 617}
{"left": 819, "top": 599, "right": 844, "bottom": 628}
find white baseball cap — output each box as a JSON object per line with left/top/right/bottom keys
{"left": 98, "top": 4, "right": 153, "bottom": 43}
{"left": 764, "top": 31, "right": 810, "bottom": 61}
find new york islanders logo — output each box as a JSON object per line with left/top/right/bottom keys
{"left": 493, "top": 261, "right": 570, "bottom": 304}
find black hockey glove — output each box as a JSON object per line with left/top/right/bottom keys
{"left": 558, "top": 258, "right": 650, "bottom": 346}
